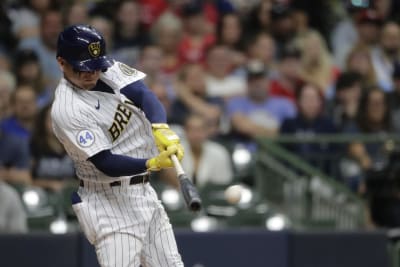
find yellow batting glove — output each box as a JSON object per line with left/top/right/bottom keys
{"left": 175, "top": 143, "right": 184, "bottom": 161}
{"left": 146, "top": 145, "right": 179, "bottom": 171}
{"left": 152, "top": 123, "right": 181, "bottom": 152}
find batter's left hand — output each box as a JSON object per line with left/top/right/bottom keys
{"left": 146, "top": 145, "right": 180, "bottom": 171}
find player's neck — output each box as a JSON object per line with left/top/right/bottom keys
{"left": 63, "top": 76, "right": 94, "bottom": 91}
{"left": 64, "top": 76, "right": 83, "bottom": 90}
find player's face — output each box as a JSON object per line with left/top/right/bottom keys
{"left": 58, "top": 58, "right": 101, "bottom": 90}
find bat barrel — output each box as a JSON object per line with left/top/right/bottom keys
{"left": 179, "top": 176, "right": 202, "bottom": 212}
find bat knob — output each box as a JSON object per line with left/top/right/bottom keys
{"left": 189, "top": 198, "right": 202, "bottom": 212}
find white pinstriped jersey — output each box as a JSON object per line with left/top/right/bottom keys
{"left": 51, "top": 61, "right": 158, "bottom": 183}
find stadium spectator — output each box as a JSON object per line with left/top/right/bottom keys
{"left": 226, "top": 61, "right": 296, "bottom": 151}
{"left": 343, "top": 87, "right": 393, "bottom": 193}
{"left": 295, "top": 30, "right": 339, "bottom": 97}
{"left": 178, "top": 1, "right": 215, "bottom": 64}
{"left": 388, "top": 63, "right": 400, "bottom": 132}
{"left": 230, "top": 0, "right": 260, "bottom": 17}
{"left": 8, "top": 0, "right": 54, "bottom": 40}
{"left": 0, "top": 181, "right": 28, "bottom": 233}
{"left": 112, "top": 0, "right": 151, "bottom": 66}
{"left": 268, "top": 46, "right": 302, "bottom": 102}
{"left": 205, "top": 44, "right": 246, "bottom": 99}
{"left": 330, "top": 4, "right": 360, "bottom": 69}
{"left": 0, "top": 50, "right": 11, "bottom": 72}
{"left": 114, "top": 0, "right": 151, "bottom": 50}
{"left": 330, "top": 71, "right": 363, "bottom": 130}
{"left": 0, "top": 128, "right": 31, "bottom": 185}
{"left": 30, "top": 104, "right": 75, "bottom": 192}
{"left": 242, "top": 0, "right": 273, "bottom": 39}
{"left": 345, "top": 42, "right": 377, "bottom": 88}
{"left": 355, "top": 9, "right": 383, "bottom": 48}
{"left": 0, "top": 71, "right": 16, "bottom": 121}
{"left": 137, "top": 44, "right": 176, "bottom": 100}
{"left": 290, "top": 0, "right": 334, "bottom": 39}
{"left": 270, "top": 4, "right": 296, "bottom": 57}
{"left": 345, "top": 88, "right": 393, "bottom": 171}
{"left": 0, "top": 4, "right": 17, "bottom": 54}
{"left": 140, "top": 0, "right": 224, "bottom": 30}
{"left": 373, "top": 0, "right": 393, "bottom": 19}
{"left": 137, "top": 45, "right": 164, "bottom": 86}
{"left": 332, "top": 8, "right": 383, "bottom": 70}
{"left": 216, "top": 12, "right": 244, "bottom": 51}
{"left": 180, "top": 114, "right": 233, "bottom": 187}
{"left": 370, "top": 21, "right": 400, "bottom": 92}
{"left": 1, "top": 85, "right": 38, "bottom": 140}
{"left": 172, "top": 63, "right": 223, "bottom": 136}
{"left": 19, "top": 9, "right": 63, "bottom": 90}
{"left": 188, "top": 0, "right": 219, "bottom": 32}
{"left": 246, "top": 32, "right": 277, "bottom": 74}
{"left": 280, "top": 83, "right": 337, "bottom": 173}
{"left": 64, "top": 1, "right": 89, "bottom": 26}
{"left": 14, "top": 49, "right": 51, "bottom": 108}
{"left": 291, "top": 7, "right": 311, "bottom": 36}
{"left": 138, "top": 0, "right": 169, "bottom": 29}
{"left": 151, "top": 12, "right": 183, "bottom": 75}
{"left": 216, "top": 12, "right": 246, "bottom": 69}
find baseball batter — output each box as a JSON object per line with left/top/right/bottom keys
{"left": 51, "top": 25, "right": 184, "bottom": 267}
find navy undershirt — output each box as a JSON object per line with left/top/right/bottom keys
{"left": 89, "top": 150, "right": 148, "bottom": 177}
{"left": 88, "top": 80, "right": 165, "bottom": 177}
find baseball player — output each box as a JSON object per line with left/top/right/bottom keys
{"left": 51, "top": 25, "right": 184, "bottom": 267}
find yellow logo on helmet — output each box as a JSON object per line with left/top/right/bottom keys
{"left": 88, "top": 42, "right": 101, "bottom": 57}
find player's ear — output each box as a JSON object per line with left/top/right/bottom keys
{"left": 57, "top": 57, "right": 66, "bottom": 72}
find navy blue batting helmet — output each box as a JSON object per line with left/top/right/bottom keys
{"left": 56, "top": 24, "right": 113, "bottom": 71}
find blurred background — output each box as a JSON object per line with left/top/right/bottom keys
{"left": 1, "top": 0, "right": 400, "bottom": 266}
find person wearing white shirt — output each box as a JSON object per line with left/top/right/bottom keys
{"left": 371, "top": 21, "right": 400, "bottom": 92}
{"left": 181, "top": 114, "right": 233, "bottom": 187}
{"left": 205, "top": 45, "right": 246, "bottom": 99}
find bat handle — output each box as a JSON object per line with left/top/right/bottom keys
{"left": 171, "top": 154, "right": 184, "bottom": 176}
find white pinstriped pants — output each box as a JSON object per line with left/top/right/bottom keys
{"left": 72, "top": 180, "right": 184, "bottom": 267}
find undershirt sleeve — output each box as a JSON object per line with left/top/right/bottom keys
{"left": 88, "top": 149, "right": 148, "bottom": 177}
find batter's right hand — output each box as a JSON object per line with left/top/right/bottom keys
{"left": 174, "top": 143, "right": 184, "bottom": 162}
{"left": 146, "top": 145, "right": 178, "bottom": 171}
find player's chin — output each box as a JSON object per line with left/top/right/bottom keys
{"left": 82, "top": 80, "right": 98, "bottom": 90}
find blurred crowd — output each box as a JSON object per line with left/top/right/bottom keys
{"left": 0, "top": 0, "right": 400, "bottom": 232}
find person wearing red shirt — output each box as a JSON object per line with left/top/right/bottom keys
{"left": 269, "top": 46, "right": 303, "bottom": 102}
{"left": 178, "top": 1, "right": 216, "bottom": 64}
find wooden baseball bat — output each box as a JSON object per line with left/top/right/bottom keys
{"left": 170, "top": 154, "right": 202, "bottom": 212}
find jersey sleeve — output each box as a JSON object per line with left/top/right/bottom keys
{"left": 52, "top": 109, "right": 112, "bottom": 160}
{"left": 100, "top": 61, "right": 166, "bottom": 123}
{"left": 100, "top": 61, "right": 146, "bottom": 90}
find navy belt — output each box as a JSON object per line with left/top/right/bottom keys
{"left": 79, "top": 174, "right": 149, "bottom": 188}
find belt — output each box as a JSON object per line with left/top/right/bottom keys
{"left": 79, "top": 174, "right": 149, "bottom": 188}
